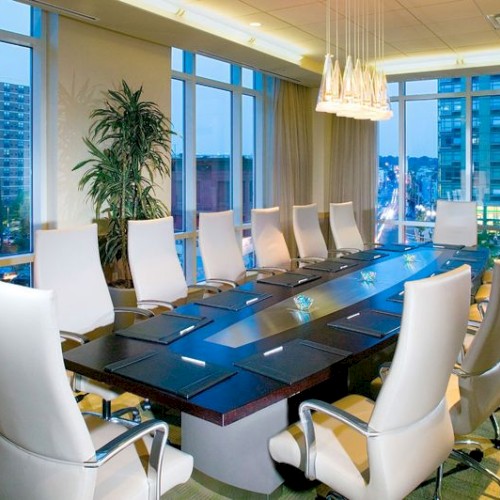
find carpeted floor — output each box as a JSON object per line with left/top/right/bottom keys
{"left": 79, "top": 393, "right": 500, "bottom": 499}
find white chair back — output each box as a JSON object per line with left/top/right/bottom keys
{"left": 450, "top": 260, "right": 500, "bottom": 435}
{"left": 128, "top": 217, "right": 188, "bottom": 303}
{"left": 292, "top": 204, "right": 328, "bottom": 260}
{"left": 34, "top": 224, "right": 114, "bottom": 335}
{"left": 198, "top": 210, "right": 247, "bottom": 282}
{"left": 0, "top": 282, "right": 97, "bottom": 499}
{"left": 433, "top": 200, "right": 477, "bottom": 247}
{"left": 329, "top": 201, "right": 364, "bottom": 251}
{"left": 368, "top": 265, "right": 471, "bottom": 498}
{"left": 251, "top": 207, "right": 291, "bottom": 269}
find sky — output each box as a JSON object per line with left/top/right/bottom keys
{"left": 0, "top": 0, "right": 31, "bottom": 85}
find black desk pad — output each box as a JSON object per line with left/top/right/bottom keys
{"left": 340, "top": 250, "right": 388, "bottom": 262}
{"left": 195, "top": 289, "right": 271, "bottom": 311}
{"left": 257, "top": 272, "right": 320, "bottom": 288}
{"left": 328, "top": 309, "right": 401, "bottom": 338}
{"left": 425, "top": 242, "right": 465, "bottom": 250}
{"left": 440, "top": 258, "right": 484, "bottom": 274}
{"left": 387, "top": 289, "right": 405, "bottom": 303}
{"left": 235, "top": 339, "right": 351, "bottom": 384}
{"left": 303, "top": 260, "right": 358, "bottom": 273}
{"left": 376, "top": 243, "right": 418, "bottom": 252}
{"left": 116, "top": 312, "right": 212, "bottom": 345}
{"left": 105, "top": 350, "right": 236, "bottom": 399}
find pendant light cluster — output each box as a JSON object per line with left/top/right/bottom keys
{"left": 316, "top": 0, "right": 393, "bottom": 121}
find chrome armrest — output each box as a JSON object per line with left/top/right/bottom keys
{"left": 188, "top": 284, "right": 222, "bottom": 294}
{"left": 89, "top": 419, "right": 168, "bottom": 500}
{"left": 364, "top": 242, "right": 382, "bottom": 249}
{"left": 453, "top": 360, "right": 500, "bottom": 378}
{"left": 476, "top": 300, "right": 488, "bottom": 320}
{"left": 253, "top": 266, "right": 288, "bottom": 274}
{"left": 204, "top": 278, "right": 238, "bottom": 288}
{"left": 298, "top": 399, "right": 374, "bottom": 480}
{"left": 60, "top": 331, "right": 87, "bottom": 345}
{"left": 114, "top": 306, "right": 156, "bottom": 318}
{"left": 134, "top": 300, "right": 174, "bottom": 312}
{"left": 334, "top": 247, "right": 360, "bottom": 255}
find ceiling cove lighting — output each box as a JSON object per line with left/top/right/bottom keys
{"left": 116, "top": 0, "right": 303, "bottom": 65}
{"left": 316, "top": 0, "right": 392, "bottom": 121}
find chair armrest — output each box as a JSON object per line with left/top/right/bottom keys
{"left": 364, "top": 242, "right": 382, "bottom": 249}
{"left": 476, "top": 300, "right": 488, "bottom": 320}
{"left": 60, "top": 331, "right": 87, "bottom": 345}
{"left": 204, "top": 278, "right": 239, "bottom": 288}
{"left": 298, "top": 398, "right": 374, "bottom": 480}
{"left": 452, "top": 360, "right": 500, "bottom": 378}
{"left": 247, "top": 267, "right": 281, "bottom": 276}
{"left": 188, "top": 284, "right": 222, "bottom": 294}
{"left": 333, "top": 247, "right": 360, "bottom": 255}
{"left": 89, "top": 419, "right": 168, "bottom": 499}
{"left": 134, "top": 300, "right": 175, "bottom": 312}
{"left": 114, "top": 306, "right": 156, "bottom": 318}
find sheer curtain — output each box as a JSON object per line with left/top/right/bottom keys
{"left": 272, "top": 80, "right": 313, "bottom": 256}
{"left": 328, "top": 115, "right": 377, "bottom": 246}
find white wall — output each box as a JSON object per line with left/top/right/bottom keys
{"left": 47, "top": 16, "right": 171, "bottom": 228}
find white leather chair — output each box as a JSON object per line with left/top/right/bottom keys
{"left": 329, "top": 201, "right": 373, "bottom": 254}
{"left": 433, "top": 200, "right": 478, "bottom": 247}
{"left": 269, "top": 265, "right": 471, "bottom": 500}
{"left": 251, "top": 207, "right": 294, "bottom": 271}
{"left": 199, "top": 210, "right": 277, "bottom": 286}
{"left": 128, "top": 217, "right": 218, "bottom": 309}
{"left": 34, "top": 224, "right": 153, "bottom": 423}
{"left": 0, "top": 281, "right": 193, "bottom": 500}
{"left": 444, "top": 260, "right": 500, "bottom": 490}
{"left": 292, "top": 203, "right": 328, "bottom": 261}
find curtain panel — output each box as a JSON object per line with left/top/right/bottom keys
{"left": 272, "top": 80, "right": 313, "bottom": 256}
{"left": 328, "top": 115, "right": 377, "bottom": 246}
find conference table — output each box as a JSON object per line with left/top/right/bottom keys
{"left": 64, "top": 243, "right": 488, "bottom": 496}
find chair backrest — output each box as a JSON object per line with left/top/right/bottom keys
{"left": 128, "top": 217, "right": 188, "bottom": 303}
{"left": 368, "top": 265, "right": 471, "bottom": 498}
{"left": 329, "top": 201, "right": 364, "bottom": 251}
{"left": 450, "top": 260, "right": 500, "bottom": 435}
{"left": 0, "top": 282, "right": 97, "bottom": 499}
{"left": 34, "top": 224, "right": 114, "bottom": 335}
{"left": 433, "top": 200, "right": 478, "bottom": 247}
{"left": 292, "top": 204, "right": 328, "bottom": 260}
{"left": 198, "top": 210, "right": 247, "bottom": 282}
{"left": 251, "top": 207, "right": 291, "bottom": 269}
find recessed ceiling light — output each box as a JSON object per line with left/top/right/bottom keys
{"left": 249, "top": 22, "right": 262, "bottom": 27}
{"left": 486, "top": 14, "right": 500, "bottom": 29}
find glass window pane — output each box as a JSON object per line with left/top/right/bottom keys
{"left": 196, "top": 84, "right": 231, "bottom": 215}
{"left": 172, "top": 47, "right": 184, "bottom": 72}
{"left": 0, "top": 0, "right": 31, "bottom": 35}
{"left": 438, "top": 96, "right": 466, "bottom": 200}
{"left": 387, "top": 82, "right": 399, "bottom": 98}
{"left": 242, "top": 228, "right": 255, "bottom": 268}
{"left": 405, "top": 79, "right": 437, "bottom": 95}
{"left": 242, "top": 68, "right": 254, "bottom": 89}
{"left": 242, "top": 94, "right": 255, "bottom": 223}
{"left": 171, "top": 78, "right": 185, "bottom": 232}
{"left": 0, "top": 42, "right": 32, "bottom": 258}
{"left": 405, "top": 99, "right": 438, "bottom": 222}
{"left": 437, "top": 77, "right": 465, "bottom": 93}
{"left": 473, "top": 95, "right": 500, "bottom": 251}
{"left": 196, "top": 54, "right": 231, "bottom": 83}
{"left": 0, "top": 262, "right": 31, "bottom": 285}
{"left": 377, "top": 101, "right": 399, "bottom": 244}
{"left": 472, "top": 74, "right": 500, "bottom": 91}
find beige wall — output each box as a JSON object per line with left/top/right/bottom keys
{"left": 47, "top": 16, "right": 171, "bottom": 228}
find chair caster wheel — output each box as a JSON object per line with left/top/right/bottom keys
{"left": 469, "top": 449, "right": 484, "bottom": 462}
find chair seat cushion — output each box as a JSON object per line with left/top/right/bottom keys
{"left": 86, "top": 416, "right": 193, "bottom": 499}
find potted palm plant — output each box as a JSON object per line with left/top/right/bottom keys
{"left": 74, "top": 80, "right": 173, "bottom": 289}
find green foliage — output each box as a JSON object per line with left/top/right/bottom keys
{"left": 73, "top": 80, "right": 173, "bottom": 286}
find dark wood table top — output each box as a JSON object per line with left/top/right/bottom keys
{"left": 64, "top": 244, "right": 487, "bottom": 425}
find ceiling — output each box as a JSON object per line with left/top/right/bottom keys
{"left": 22, "top": 0, "right": 500, "bottom": 86}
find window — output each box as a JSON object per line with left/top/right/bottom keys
{"left": 172, "top": 50, "right": 265, "bottom": 282}
{"left": 377, "top": 74, "right": 500, "bottom": 258}
{"left": 0, "top": 1, "right": 42, "bottom": 284}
